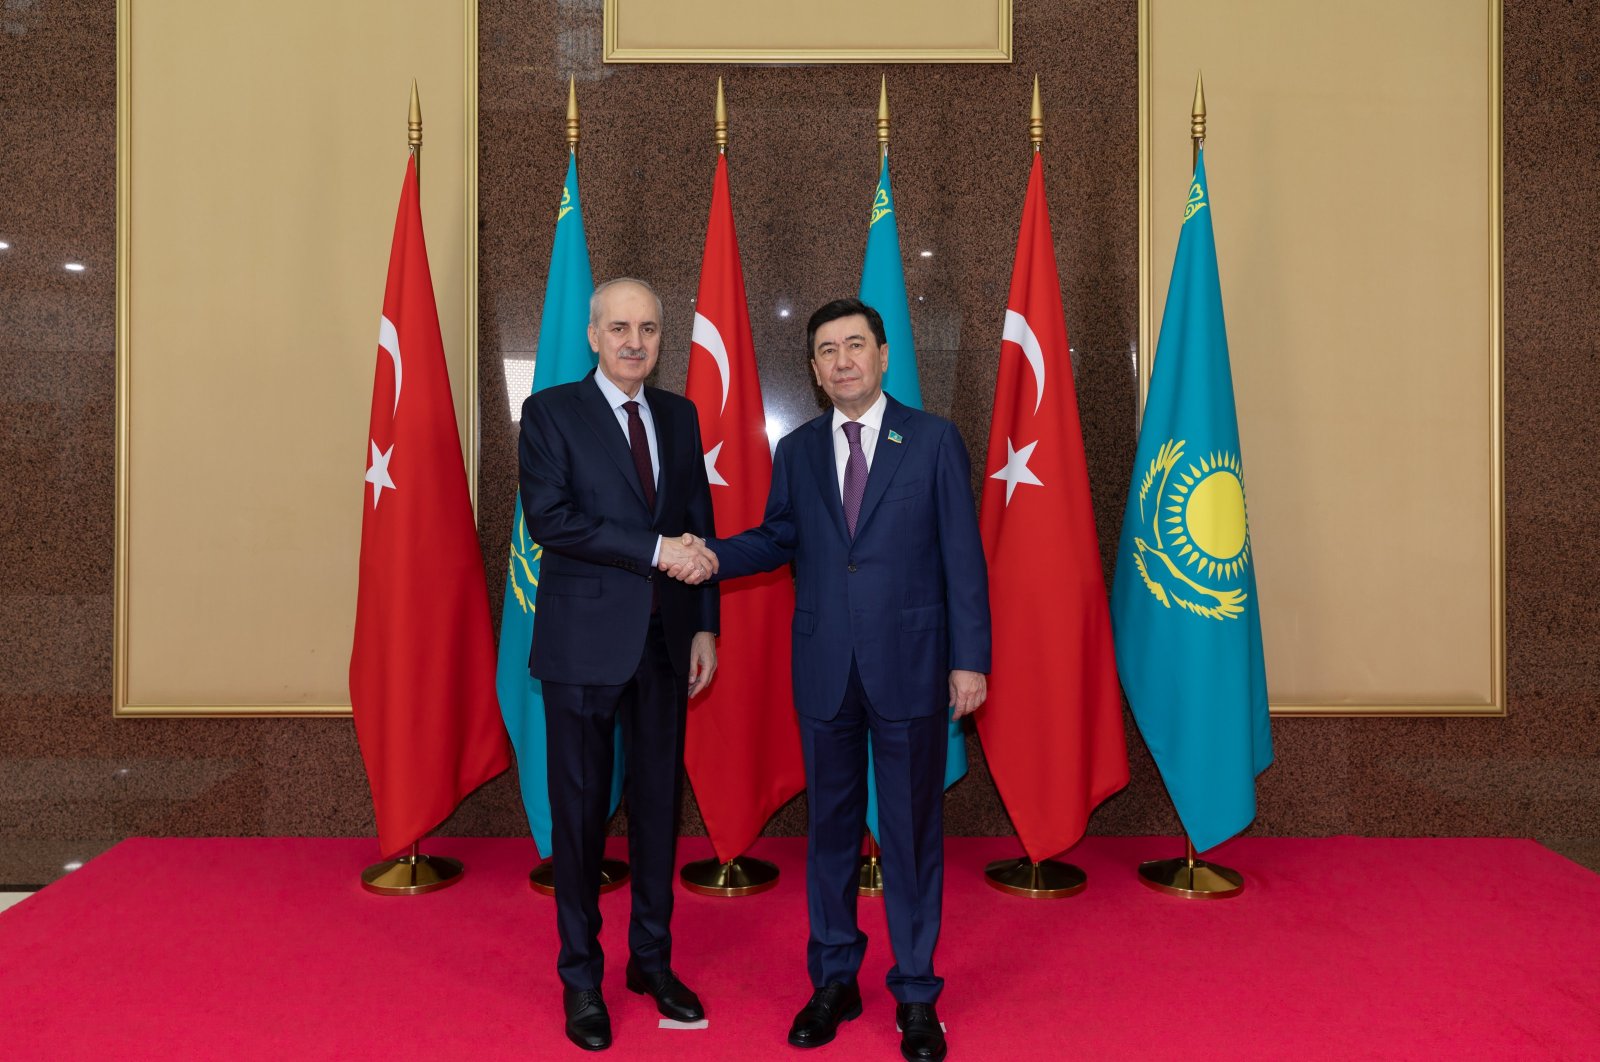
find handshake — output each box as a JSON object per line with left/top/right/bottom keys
{"left": 659, "top": 533, "right": 719, "bottom": 585}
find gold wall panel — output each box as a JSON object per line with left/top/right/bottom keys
{"left": 115, "top": 1, "right": 477, "bottom": 716}
{"left": 1139, "top": 0, "right": 1503, "bottom": 716}
{"left": 604, "top": 0, "right": 1011, "bottom": 62}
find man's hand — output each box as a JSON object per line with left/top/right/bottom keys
{"left": 687, "top": 631, "right": 718, "bottom": 697}
{"left": 949, "top": 669, "right": 987, "bottom": 719}
{"left": 660, "top": 533, "right": 718, "bottom": 584}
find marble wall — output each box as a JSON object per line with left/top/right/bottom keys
{"left": 2, "top": 1, "right": 1596, "bottom": 885}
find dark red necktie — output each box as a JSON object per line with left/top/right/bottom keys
{"left": 622, "top": 400, "right": 656, "bottom": 512}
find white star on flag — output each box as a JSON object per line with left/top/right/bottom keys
{"left": 990, "top": 437, "right": 1043, "bottom": 505}
{"left": 365, "top": 440, "right": 396, "bottom": 507}
{"left": 704, "top": 441, "right": 728, "bottom": 486}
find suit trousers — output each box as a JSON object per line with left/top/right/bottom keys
{"left": 798, "top": 658, "right": 948, "bottom": 1003}
{"left": 543, "top": 616, "right": 686, "bottom": 991}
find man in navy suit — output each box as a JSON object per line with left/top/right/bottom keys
{"left": 694, "top": 298, "right": 990, "bottom": 1062}
{"left": 519, "top": 277, "right": 722, "bottom": 1051}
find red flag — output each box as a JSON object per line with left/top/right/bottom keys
{"left": 977, "top": 153, "right": 1129, "bottom": 862}
{"left": 349, "top": 156, "right": 510, "bottom": 857}
{"left": 683, "top": 155, "right": 806, "bottom": 862}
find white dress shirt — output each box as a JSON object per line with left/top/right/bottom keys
{"left": 830, "top": 390, "right": 888, "bottom": 497}
{"left": 592, "top": 370, "right": 663, "bottom": 564}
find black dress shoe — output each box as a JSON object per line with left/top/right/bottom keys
{"left": 563, "top": 988, "right": 612, "bottom": 1051}
{"left": 787, "top": 981, "right": 863, "bottom": 1048}
{"left": 896, "top": 1003, "right": 947, "bottom": 1062}
{"left": 624, "top": 958, "right": 705, "bottom": 1022}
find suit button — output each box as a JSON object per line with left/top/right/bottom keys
{"left": 847, "top": 563, "right": 858, "bottom": 573}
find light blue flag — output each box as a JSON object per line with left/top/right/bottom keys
{"left": 496, "top": 154, "right": 623, "bottom": 858}
{"left": 1109, "top": 148, "right": 1272, "bottom": 852}
{"left": 857, "top": 153, "right": 967, "bottom": 840}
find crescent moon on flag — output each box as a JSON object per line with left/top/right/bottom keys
{"left": 692, "top": 312, "right": 730, "bottom": 415}
{"left": 378, "top": 314, "right": 402, "bottom": 417}
{"left": 1002, "top": 309, "right": 1046, "bottom": 415}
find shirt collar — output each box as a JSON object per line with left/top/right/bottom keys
{"left": 593, "top": 369, "right": 646, "bottom": 413}
{"left": 831, "top": 390, "right": 888, "bottom": 435}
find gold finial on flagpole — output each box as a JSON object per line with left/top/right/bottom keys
{"left": 1191, "top": 71, "right": 1206, "bottom": 170}
{"left": 408, "top": 80, "right": 424, "bottom": 188}
{"left": 1030, "top": 74, "right": 1043, "bottom": 152}
{"left": 566, "top": 75, "right": 580, "bottom": 155}
{"left": 715, "top": 76, "right": 728, "bottom": 152}
{"left": 877, "top": 74, "right": 890, "bottom": 157}
{"left": 408, "top": 79, "right": 423, "bottom": 150}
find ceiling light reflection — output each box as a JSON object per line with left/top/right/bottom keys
{"left": 504, "top": 356, "right": 535, "bottom": 422}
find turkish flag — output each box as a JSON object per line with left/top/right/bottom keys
{"left": 684, "top": 154, "right": 805, "bottom": 862}
{"left": 976, "top": 153, "right": 1129, "bottom": 862}
{"left": 349, "top": 156, "right": 510, "bottom": 858}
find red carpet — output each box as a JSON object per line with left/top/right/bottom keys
{"left": 1, "top": 836, "right": 1596, "bottom": 1059}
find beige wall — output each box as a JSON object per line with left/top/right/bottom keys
{"left": 1142, "top": 0, "right": 1502, "bottom": 713}
{"left": 117, "top": 1, "right": 473, "bottom": 714}
{"left": 605, "top": 0, "right": 1010, "bottom": 61}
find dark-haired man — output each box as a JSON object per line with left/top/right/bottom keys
{"left": 691, "top": 298, "right": 990, "bottom": 1062}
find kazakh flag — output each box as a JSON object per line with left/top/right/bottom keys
{"left": 495, "top": 154, "right": 623, "bottom": 857}
{"left": 1110, "top": 147, "right": 1272, "bottom": 852}
{"left": 858, "top": 153, "right": 966, "bottom": 839}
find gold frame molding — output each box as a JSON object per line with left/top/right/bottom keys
{"left": 1136, "top": 0, "right": 1505, "bottom": 718}
{"left": 603, "top": 0, "right": 1012, "bottom": 63}
{"left": 113, "top": 2, "right": 479, "bottom": 718}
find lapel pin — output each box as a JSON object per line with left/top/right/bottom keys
{"left": 887, "top": 429, "right": 903, "bottom": 444}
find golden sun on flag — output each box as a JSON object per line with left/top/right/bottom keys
{"left": 1131, "top": 440, "right": 1251, "bottom": 622}
{"left": 1165, "top": 451, "right": 1251, "bottom": 581}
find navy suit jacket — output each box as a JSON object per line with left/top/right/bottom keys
{"left": 713, "top": 395, "right": 990, "bottom": 721}
{"left": 519, "top": 371, "right": 718, "bottom": 686}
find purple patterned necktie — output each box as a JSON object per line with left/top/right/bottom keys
{"left": 841, "top": 420, "right": 867, "bottom": 537}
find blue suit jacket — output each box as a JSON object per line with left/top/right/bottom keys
{"left": 519, "top": 371, "right": 719, "bottom": 686}
{"left": 713, "top": 395, "right": 990, "bottom": 721}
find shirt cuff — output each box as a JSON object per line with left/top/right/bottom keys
{"left": 652, "top": 535, "right": 662, "bottom": 567}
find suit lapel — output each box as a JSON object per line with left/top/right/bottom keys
{"left": 852, "top": 396, "right": 911, "bottom": 540}
{"left": 574, "top": 371, "right": 651, "bottom": 513}
{"left": 808, "top": 414, "right": 850, "bottom": 542}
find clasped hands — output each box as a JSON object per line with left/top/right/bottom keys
{"left": 659, "top": 533, "right": 718, "bottom": 585}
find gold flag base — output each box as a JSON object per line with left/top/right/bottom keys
{"left": 679, "top": 855, "right": 780, "bottom": 897}
{"left": 529, "top": 857, "right": 631, "bottom": 897}
{"left": 1138, "top": 855, "right": 1244, "bottom": 899}
{"left": 360, "top": 850, "right": 463, "bottom": 896}
{"left": 984, "top": 858, "right": 1087, "bottom": 898}
{"left": 858, "top": 853, "right": 884, "bottom": 897}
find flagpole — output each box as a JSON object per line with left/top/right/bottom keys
{"left": 526, "top": 75, "right": 631, "bottom": 899}
{"left": 676, "top": 77, "right": 781, "bottom": 898}
{"left": 976, "top": 77, "right": 1091, "bottom": 900}
{"left": 358, "top": 81, "right": 467, "bottom": 897}
{"left": 1134, "top": 74, "right": 1245, "bottom": 900}
{"left": 849, "top": 73, "right": 895, "bottom": 900}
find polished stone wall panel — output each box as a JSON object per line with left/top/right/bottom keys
{"left": 1, "top": 0, "right": 1598, "bottom": 883}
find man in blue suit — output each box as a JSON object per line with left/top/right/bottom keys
{"left": 519, "top": 278, "right": 721, "bottom": 1051}
{"left": 695, "top": 298, "right": 990, "bottom": 1062}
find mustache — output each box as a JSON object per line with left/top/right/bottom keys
{"left": 616, "top": 347, "right": 650, "bottom": 361}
